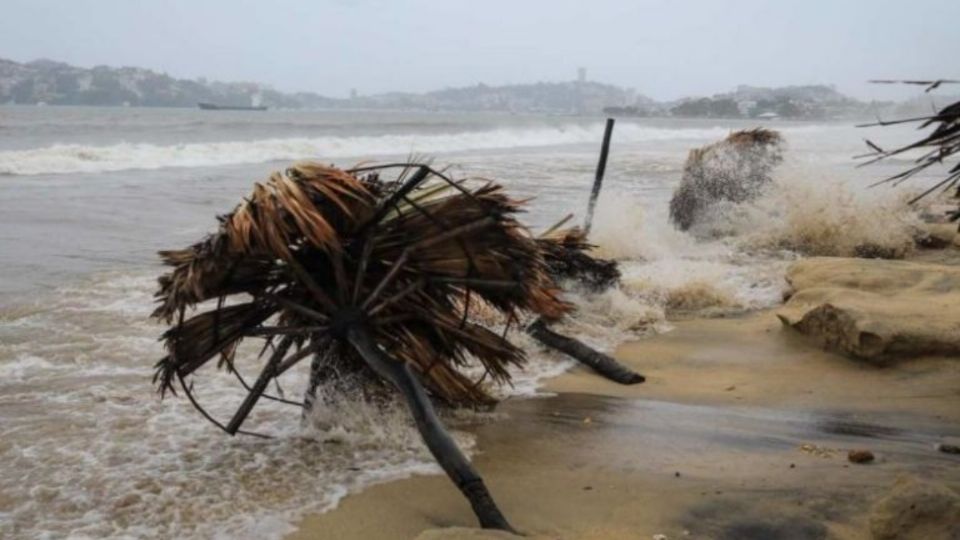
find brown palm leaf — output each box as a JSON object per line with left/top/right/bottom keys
{"left": 859, "top": 90, "right": 960, "bottom": 220}
{"left": 536, "top": 217, "right": 621, "bottom": 291}
{"left": 152, "top": 161, "right": 572, "bottom": 530}
{"left": 153, "top": 161, "right": 568, "bottom": 419}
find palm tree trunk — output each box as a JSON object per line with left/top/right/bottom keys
{"left": 345, "top": 325, "right": 515, "bottom": 533}
{"left": 527, "top": 318, "right": 644, "bottom": 385}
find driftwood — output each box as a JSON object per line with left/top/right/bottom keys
{"left": 527, "top": 115, "right": 644, "bottom": 386}
{"left": 527, "top": 318, "right": 644, "bottom": 384}
{"left": 533, "top": 223, "right": 644, "bottom": 385}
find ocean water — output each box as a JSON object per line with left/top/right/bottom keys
{"left": 0, "top": 106, "right": 930, "bottom": 539}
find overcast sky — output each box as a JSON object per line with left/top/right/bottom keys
{"left": 2, "top": 0, "right": 957, "bottom": 101}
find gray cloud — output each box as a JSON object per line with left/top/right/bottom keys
{"left": 2, "top": 0, "right": 957, "bottom": 100}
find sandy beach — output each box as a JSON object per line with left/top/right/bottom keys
{"left": 3, "top": 107, "right": 958, "bottom": 540}
{"left": 289, "top": 254, "right": 960, "bottom": 539}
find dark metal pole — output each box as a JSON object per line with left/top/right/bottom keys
{"left": 584, "top": 118, "right": 615, "bottom": 234}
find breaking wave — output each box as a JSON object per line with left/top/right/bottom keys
{"left": 0, "top": 124, "right": 736, "bottom": 176}
{"left": 688, "top": 165, "right": 926, "bottom": 258}
{"left": 0, "top": 269, "right": 582, "bottom": 540}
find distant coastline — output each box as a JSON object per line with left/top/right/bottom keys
{"left": 1, "top": 57, "right": 946, "bottom": 119}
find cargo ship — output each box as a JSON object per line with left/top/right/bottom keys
{"left": 198, "top": 91, "right": 267, "bottom": 111}
{"left": 197, "top": 102, "right": 267, "bottom": 111}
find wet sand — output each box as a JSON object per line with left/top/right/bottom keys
{"left": 288, "top": 309, "right": 960, "bottom": 539}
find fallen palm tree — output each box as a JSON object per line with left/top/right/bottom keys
{"left": 858, "top": 83, "right": 960, "bottom": 227}
{"left": 669, "top": 128, "right": 784, "bottom": 231}
{"left": 152, "top": 162, "right": 571, "bottom": 531}
{"left": 531, "top": 219, "right": 644, "bottom": 384}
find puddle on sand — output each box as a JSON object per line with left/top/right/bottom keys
{"left": 488, "top": 392, "right": 960, "bottom": 537}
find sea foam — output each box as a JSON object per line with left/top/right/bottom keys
{"left": 0, "top": 123, "right": 735, "bottom": 176}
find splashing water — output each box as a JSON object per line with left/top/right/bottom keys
{"left": 0, "top": 111, "right": 932, "bottom": 539}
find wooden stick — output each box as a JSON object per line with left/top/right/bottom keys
{"left": 346, "top": 325, "right": 515, "bottom": 532}
{"left": 527, "top": 318, "right": 644, "bottom": 385}
{"left": 584, "top": 118, "right": 615, "bottom": 235}
{"left": 225, "top": 337, "right": 293, "bottom": 434}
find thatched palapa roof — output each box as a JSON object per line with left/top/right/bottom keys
{"left": 152, "top": 162, "right": 569, "bottom": 432}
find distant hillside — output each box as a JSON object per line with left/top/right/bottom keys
{"left": 0, "top": 58, "right": 337, "bottom": 108}
{"left": 0, "top": 57, "right": 650, "bottom": 113}
{"left": 664, "top": 84, "right": 881, "bottom": 119}
{"left": 353, "top": 81, "right": 654, "bottom": 114}
{"left": 0, "top": 57, "right": 874, "bottom": 118}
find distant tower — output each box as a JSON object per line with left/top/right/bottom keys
{"left": 350, "top": 88, "right": 358, "bottom": 100}
{"left": 576, "top": 68, "right": 587, "bottom": 115}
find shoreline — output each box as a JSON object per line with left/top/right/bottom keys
{"left": 286, "top": 269, "right": 960, "bottom": 539}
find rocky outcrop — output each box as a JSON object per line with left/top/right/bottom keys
{"left": 669, "top": 129, "right": 783, "bottom": 232}
{"left": 777, "top": 257, "right": 960, "bottom": 362}
{"left": 869, "top": 476, "right": 960, "bottom": 540}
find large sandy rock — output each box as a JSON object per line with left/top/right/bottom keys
{"left": 869, "top": 476, "right": 960, "bottom": 540}
{"left": 777, "top": 257, "right": 960, "bottom": 362}
{"left": 669, "top": 128, "right": 783, "bottom": 232}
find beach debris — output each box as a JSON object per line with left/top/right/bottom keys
{"left": 869, "top": 79, "right": 960, "bottom": 92}
{"left": 151, "top": 161, "right": 572, "bottom": 532}
{"left": 524, "top": 217, "right": 644, "bottom": 385}
{"left": 514, "top": 120, "right": 645, "bottom": 387}
{"left": 537, "top": 220, "right": 620, "bottom": 292}
{"left": 847, "top": 449, "right": 875, "bottom": 464}
{"left": 937, "top": 443, "right": 960, "bottom": 455}
{"left": 526, "top": 318, "right": 643, "bottom": 384}
{"left": 524, "top": 214, "right": 645, "bottom": 385}
{"left": 583, "top": 117, "right": 615, "bottom": 235}
{"left": 517, "top": 121, "right": 625, "bottom": 388}
{"left": 859, "top": 81, "right": 960, "bottom": 229}
{"left": 799, "top": 443, "right": 839, "bottom": 458}
{"left": 669, "top": 128, "right": 783, "bottom": 232}
{"left": 652, "top": 534, "right": 668, "bottom": 540}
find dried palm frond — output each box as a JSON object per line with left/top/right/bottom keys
{"left": 536, "top": 215, "right": 621, "bottom": 291}
{"left": 869, "top": 79, "right": 960, "bottom": 93}
{"left": 154, "top": 162, "right": 568, "bottom": 422}
{"left": 858, "top": 86, "right": 960, "bottom": 223}
{"left": 153, "top": 161, "right": 575, "bottom": 531}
